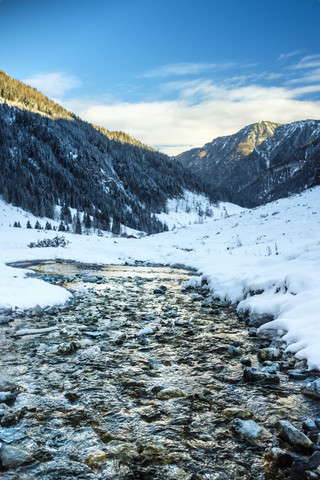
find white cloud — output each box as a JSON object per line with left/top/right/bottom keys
{"left": 23, "top": 72, "right": 81, "bottom": 98}
{"left": 293, "top": 54, "right": 320, "bottom": 70}
{"left": 65, "top": 79, "right": 320, "bottom": 156}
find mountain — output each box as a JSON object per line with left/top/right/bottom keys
{"left": 0, "top": 70, "right": 216, "bottom": 234}
{"left": 176, "top": 120, "right": 320, "bottom": 207}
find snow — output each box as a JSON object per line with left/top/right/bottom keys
{"left": 1, "top": 187, "right": 320, "bottom": 369}
{"left": 155, "top": 190, "right": 246, "bottom": 229}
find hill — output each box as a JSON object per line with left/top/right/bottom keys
{"left": 176, "top": 120, "right": 320, "bottom": 206}
{"left": 0, "top": 70, "right": 215, "bottom": 234}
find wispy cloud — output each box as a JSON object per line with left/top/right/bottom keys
{"left": 23, "top": 72, "right": 81, "bottom": 98}
{"left": 65, "top": 79, "right": 320, "bottom": 156}
{"left": 293, "top": 54, "right": 320, "bottom": 70}
{"left": 143, "top": 62, "right": 237, "bottom": 78}
{"left": 278, "top": 50, "right": 303, "bottom": 61}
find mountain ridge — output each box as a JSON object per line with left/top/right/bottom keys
{"left": 176, "top": 119, "right": 320, "bottom": 206}
{"left": 0, "top": 70, "right": 215, "bottom": 234}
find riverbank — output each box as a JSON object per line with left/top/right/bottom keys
{"left": 1, "top": 263, "right": 320, "bottom": 480}
{"left": 0, "top": 186, "right": 320, "bottom": 370}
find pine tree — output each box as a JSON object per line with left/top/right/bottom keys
{"left": 58, "top": 221, "right": 65, "bottom": 232}
{"left": 111, "top": 215, "right": 121, "bottom": 235}
{"left": 26, "top": 220, "right": 32, "bottom": 229}
{"left": 45, "top": 221, "right": 52, "bottom": 230}
{"left": 35, "top": 220, "right": 42, "bottom": 229}
{"left": 75, "top": 214, "right": 82, "bottom": 235}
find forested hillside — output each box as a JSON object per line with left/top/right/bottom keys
{"left": 0, "top": 71, "right": 215, "bottom": 234}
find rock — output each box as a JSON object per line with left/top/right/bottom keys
{"left": 223, "top": 407, "right": 256, "bottom": 420}
{"left": 303, "top": 419, "right": 319, "bottom": 433}
{"left": 156, "top": 387, "right": 186, "bottom": 400}
{"left": 248, "top": 327, "right": 257, "bottom": 337}
{"left": 232, "top": 418, "right": 272, "bottom": 446}
{"left": 190, "top": 294, "right": 204, "bottom": 302}
{"left": 104, "top": 440, "right": 139, "bottom": 463}
{"left": 307, "top": 451, "right": 320, "bottom": 470}
{"left": 256, "top": 329, "right": 279, "bottom": 342}
{"left": 0, "top": 444, "right": 34, "bottom": 468}
{"left": 248, "top": 312, "right": 274, "bottom": 328}
{"left": 241, "top": 357, "right": 252, "bottom": 366}
{"left": 141, "top": 443, "right": 170, "bottom": 463}
{"left": 243, "top": 366, "right": 280, "bottom": 384}
{"left": 0, "top": 391, "right": 16, "bottom": 403}
{"left": 154, "top": 286, "right": 167, "bottom": 294}
{"left": 279, "top": 420, "right": 312, "bottom": 449}
{"left": 0, "top": 315, "right": 12, "bottom": 325}
{"left": 302, "top": 379, "right": 320, "bottom": 399}
{"left": 137, "top": 326, "right": 153, "bottom": 336}
{"left": 265, "top": 447, "right": 306, "bottom": 468}
{"left": 227, "top": 345, "right": 241, "bottom": 357}
{"left": 57, "top": 341, "right": 79, "bottom": 355}
{"left": 82, "top": 275, "right": 98, "bottom": 283}
{"left": 288, "top": 370, "right": 308, "bottom": 380}
{"left": 257, "top": 347, "right": 282, "bottom": 363}
{"left": 86, "top": 449, "right": 108, "bottom": 468}
{"left": 14, "top": 326, "right": 58, "bottom": 336}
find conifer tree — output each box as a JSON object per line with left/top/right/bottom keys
{"left": 75, "top": 214, "right": 82, "bottom": 235}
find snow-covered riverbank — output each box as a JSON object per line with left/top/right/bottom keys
{"left": 1, "top": 186, "right": 320, "bottom": 369}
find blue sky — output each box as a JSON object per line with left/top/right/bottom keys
{"left": 1, "top": 0, "right": 320, "bottom": 154}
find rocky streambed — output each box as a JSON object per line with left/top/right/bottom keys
{"left": 1, "top": 262, "right": 320, "bottom": 480}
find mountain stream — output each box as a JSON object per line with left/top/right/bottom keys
{"left": 1, "top": 262, "right": 320, "bottom": 480}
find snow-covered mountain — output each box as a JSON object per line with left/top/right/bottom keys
{"left": 0, "top": 70, "right": 216, "bottom": 235}
{"left": 176, "top": 120, "right": 320, "bottom": 207}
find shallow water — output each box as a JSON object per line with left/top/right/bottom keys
{"left": 1, "top": 263, "right": 319, "bottom": 480}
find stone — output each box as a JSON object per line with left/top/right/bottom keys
{"left": 288, "top": 370, "right": 308, "bottom": 380}
{"left": 307, "top": 451, "right": 320, "bottom": 470}
{"left": 0, "top": 391, "right": 16, "bottom": 403}
{"left": 256, "top": 329, "right": 279, "bottom": 342}
{"left": 243, "top": 366, "right": 280, "bottom": 384}
{"left": 303, "top": 419, "right": 319, "bottom": 432}
{"left": 232, "top": 418, "right": 272, "bottom": 446}
{"left": 227, "top": 345, "right": 241, "bottom": 357}
{"left": 302, "top": 379, "right": 320, "bottom": 399}
{"left": 86, "top": 449, "right": 108, "bottom": 468}
{"left": 248, "top": 327, "right": 257, "bottom": 337}
{"left": 279, "top": 420, "right": 313, "bottom": 449}
{"left": 0, "top": 315, "right": 12, "bottom": 325}
{"left": 105, "top": 440, "right": 139, "bottom": 462}
{"left": 265, "top": 447, "right": 306, "bottom": 468}
{"left": 248, "top": 312, "right": 274, "bottom": 328}
{"left": 223, "top": 407, "right": 255, "bottom": 420}
{"left": 156, "top": 387, "right": 186, "bottom": 400}
{"left": 190, "top": 294, "right": 204, "bottom": 302}
{"left": 0, "top": 444, "right": 34, "bottom": 468}
{"left": 257, "top": 347, "right": 282, "bottom": 363}
{"left": 57, "top": 341, "right": 79, "bottom": 354}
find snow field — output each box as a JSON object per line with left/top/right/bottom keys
{"left": 0, "top": 187, "right": 320, "bottom": 369}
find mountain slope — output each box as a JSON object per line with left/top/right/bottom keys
{"left": 176, "top": 120, "right": 320, "bottom": 206}
{"left": 0, "top": 70, "right": 215, "bottom": 234}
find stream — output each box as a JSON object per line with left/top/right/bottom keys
{"left": 1, "top": 262, "right": 320, "bottom": 480}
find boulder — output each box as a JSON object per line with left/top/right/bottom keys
{"left": 279, "top": 420, "right": 312, "bottom": 450}
{"left": 232, "top": 418, "right": 271, "bottom": 446}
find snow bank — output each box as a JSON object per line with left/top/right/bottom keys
{"left": 0, "top": 187, "right": 320, "bottom": 369}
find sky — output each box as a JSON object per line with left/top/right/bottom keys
{"left": 1, "top": 0, "right": 320, "bottom": 155}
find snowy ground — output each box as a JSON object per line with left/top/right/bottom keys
{"left": 1, "top": 187, "right": 320, "bottom": 369}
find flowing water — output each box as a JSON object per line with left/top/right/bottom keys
{"left": 0, "top": 262, "right": 319, "bottom": 480}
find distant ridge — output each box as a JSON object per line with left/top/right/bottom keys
{"left": 176, "top": 120, "right": 320, "bottom": 206}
